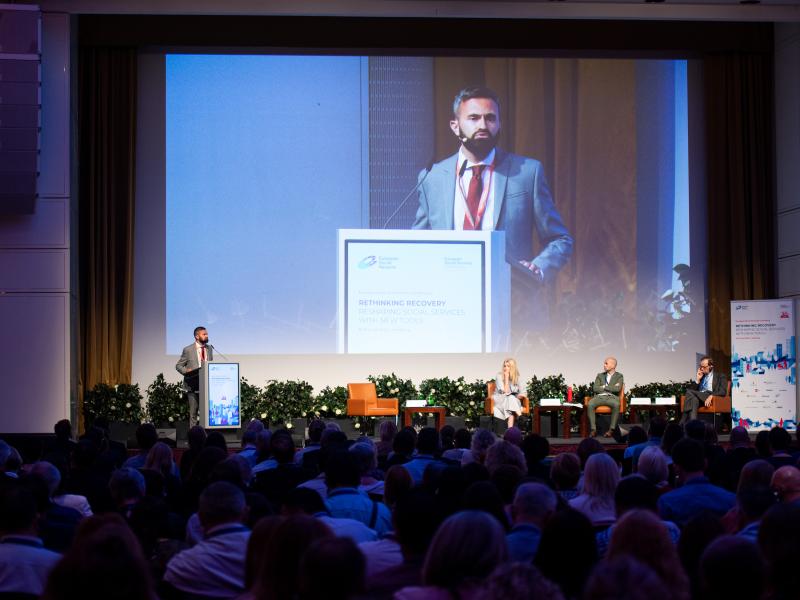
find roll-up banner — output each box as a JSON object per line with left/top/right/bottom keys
{"left": 731, "top": 300, "right": 796, "bottom": 431}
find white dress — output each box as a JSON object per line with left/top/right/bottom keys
{"left": 492, "top": 373, "right": 523, "bottom": 419}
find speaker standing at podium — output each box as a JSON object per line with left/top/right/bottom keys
{"left": 413, "top": 86, "right": 573, "bottom": 333}
{"left": 176, "top": 326, "right": 213, "bottom": 427}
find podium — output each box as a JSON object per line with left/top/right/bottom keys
{"left": 199, "top": 362, "right": 241, "bottom": 429}
{"left": 337, "top": 229, "right": 510, "bottom": 353}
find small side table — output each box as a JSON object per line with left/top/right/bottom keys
{"left": 533, "top": 404, "right": 584, "bottom": 439}
{"left": 404, "top": 406, "right": 447, "bottom": 430}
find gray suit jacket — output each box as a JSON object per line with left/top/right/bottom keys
{"left": 412, "top": 149, "right": 573, "bottom": 283}
{"left": 593, "top": 371, "right": 624, "bottom": 397}
{"left": 176, "top": 343, "right": 213, "bottom": 392}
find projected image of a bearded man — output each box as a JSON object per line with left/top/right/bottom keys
{"left": 413, "top": 86, "right": 573, "bottom": 335}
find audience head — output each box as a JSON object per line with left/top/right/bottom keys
{"left": 188, "top": 446, "right": 227, "bottom": 485}
{"left": 608, "top": 509, "right": 689, "bottom": 599}
{"left": 615, "top": 475, "right": 658, "bottom": 515}
{"left": 134, "top": 423, "right": 158, "bottom": 452}
{"left": 647, "top": 416, "right": 667, "bottom": 439}
{"left": 211, "top": 455, "right": 253, "bottom": 489}
{"left": 282, "top": 487, "right": 327, "bottom": 516}
{"left": 252, "top": 515, "right": 333, "bottom": 600}
{"left": 535, "top": 508, "right": 597, "bottom": 599}
{"left": 325, "top": 451, "right": 360, "bottom": 490}
{"left": 187, "top": 425, "right": 207, "bottom": 451}
{"left": 769, "top": 426, "right": 792, "bottom": 454}
{"left": 42, "top": 517, "right": 156, "bottom": 600}
{"left": 755, "top": 430, "right": 771, "bottom": 458}
{"left": 470, "top": 428, "right": 497, "bottom": 464}
{"left": 440, "top": 425, "right": 456, "bottom": 450}
{"left": 577, "top": 437, "right": 605, "bottom": 468}
{"left": 463, "top": 480, "right": 510, "bottom": 530}
{"left": 485, "top": 439, "right": 527, "bottom": 476}
{"left": 348, "top": 441, "right": 377, "bottom": 476}
{"left": 758, "top": 502, "right": 800, "bottom": 600}
{"left": 736, "top": 458, "right": 774, "bottom": 494}
{"left": 416, "top": 426, "right": 440, "bottom": 456}
{"left": 704, "top": 422, "right": 719, "bottom": 445}
{"left": 144, "top": 441, "right": 174, "bottom": 477}
{"left": 454, "top": 427, "right": 472, "bottom": 450}
{"left": 197, "top": 481, "right": 246, "bottom": 530}
{"left": 660, "top": 422, "right": 684, "bottom": 455}
{"left": 109, "top": 467, "right": 145, "bottom": 507}
{"left": 635, "top": 446, "right": 669, "bottom": 486}
{"left": 503, "top": 426, "right": 523, "bottom": 447}
{"left": 378, "top": 419, "right": 397, "bottom": 444}
{"left": 550, "top": 452, "right": 581, "bottom": 491}
{"left": 737, "top": 485, "right": 777, "bottom": 526}
{"left": 393, "top": 488, "right": 442, "bottom": 558}
{"left": 297, "top": 537, "right": 365, "bottom": 600}
{"left": 422, "top": 510, "right": 508, "bottom": 591}
{"left": 671, "top": 438, "right": 705, "bottom": 479}
{"left": 28, "top": 460, "right": 61, "bottom": 498}
{"left": 392, "top": 428, "right": 416, "bottom": 457}
{"left": 699, "top": 536, "right": 764, "bottom": 600}
{"left": 54, "top": 419, "right": 73, "bottom": 440}
{"left": 383, "top": 464, "right": 414, "bottom": 508}
{"left": 255, "top": 428, "right": 273, "bottom": 457}
{"left": 583, "top": 453, "right": 620, "bottom": 500}
{"left": 491, "top": 464, "right": 525, "bottom": 505}
{"left": 678, "top": 513, "right": 725, "bottom": 597}
{"left": 245, "top": 515, "right": 285, "bottom": 589}
{"left": 771, "top": 465, "right": 800, "bottom": 503}
{"left": 512, "top": 482, "right": 556, "bottom": 527}
{"left": 627, "top": 426, "right": 647, "bottom": 447}
{"left": 307, "top": 418, "right": 326, "bottom": 444}
{"left": 521, "top": 432, "right": 550, "bottom": 467}
{"left": 684, "top": 419, "right": 706, "bottom": 442}
{"left": 270, "top": 431, "right": 296, "bottom": 464}
{"left": 729, "top": 425, "right": 751, "bottom": 447}
{"left": 483, "top": 563, "right": 565, "bottom": 600}
{"left": 205, "top": 431, "right": 228, "bottom": 451}
{"left": 583, "top": 556, "right": 671, "bottom": 600}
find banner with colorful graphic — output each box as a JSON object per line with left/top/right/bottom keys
{"left": 731, "top": 300, "right": 796, "bottom": 431}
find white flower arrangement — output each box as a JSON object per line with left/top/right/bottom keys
{"left": 260, "top": 412, "right": 267, "bottom": 419}
{"left": 334, "top": 408, "right": 342, "bottom": 415}
{"left": 321, "top": 405, "right": 329, "bottom": 411}
{"left": 354, "top": 422, "right": 361, "bottom": 429}
{"left": 125, "top": 402, "right": 132, "bottom": 408}
{"left": 286, "top": 422, "right": 293, "bottom": 429}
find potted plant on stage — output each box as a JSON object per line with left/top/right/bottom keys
{"left": 145, "top": 374, "right": 188, "bottom": 442}
{"left": 311, "top": 385, "right": 353, "bottom": 435}
{"left": 83, "top": 382, "right": 144, "bottom": 445}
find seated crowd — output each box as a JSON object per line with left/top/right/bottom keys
{"left": 1, "top": 415, "right": 800, "bottom": 599}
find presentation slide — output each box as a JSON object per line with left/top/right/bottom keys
{"left": 131, "top": 52, "right": 708, "bottom": 387}
{"left": 342, "top": 236, "right": 485, "bottom": 353}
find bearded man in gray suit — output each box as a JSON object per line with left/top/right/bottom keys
{"left": 176, "top": 326, "right": 213, "bottom": 427}
{"left": 412, "top": 86, "right": 573, "bottom": 334}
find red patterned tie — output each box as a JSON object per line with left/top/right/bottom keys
{"left": 201, "top": 346, "right": 206, "bottom": 362}
{"left": 463, "top": 165, "right": 485, "bottom": 230}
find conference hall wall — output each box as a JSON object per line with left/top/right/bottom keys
{"left": 132, "top": 51, "right": 707, "bottom": 393}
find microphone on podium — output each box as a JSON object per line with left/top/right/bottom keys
{"left": 381, "top": 157, "right": 436, "bottom": 229}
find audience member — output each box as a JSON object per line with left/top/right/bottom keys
{"left": 179, "top": 425, "right": 206, "bottom": 482}
{"left": 657, "top": 438, "right": 735, "bottom": 527}
{"left": 485, "top": 439, "right": 527, "bottom": 476}
{"left": 699, "top": 535, "right": 765, "bottom": 600}
{"left": 238, "top": 419, "right": 265, "bottom": 467}
{"left": 569, "top": 453, "right": 619, "bottom": 527}
{"left": 755, "top": 430, "right": 771, "bottom": 459}
{"left": 350, "top": 440, "right": 384, "bottom": 497}
{"left": 624, "top": 416, "right": 666, "bottom": 473}
{"left": 462, "top": 428, "right": 495, "bottom": 466}
{"left": 535, "top": 507, "right": 597, "bottom": 599}
{"left": 521, "top": 433, "right": 551, "bottom": 481}
{"left": 375, "top": 420, "right": 398, "bottom": 469}
{"left": 0, "top": 484, "right": 61, "bottom": 596}
{"left": 607, "top": 509, "right": 689, "bottom": 600}
{"left": 395, "top": 510, "right": 507, "bottom": 600}
{"left": 26, "top": 461, "right": 83, "bottom": 551}
{"left": 109, "top": 467, "right": 146, "bottom": 521}
{"left": 677, "top": 513, "right": 725, "bottom": 599}
{"left": 576, "top": 437, "right": 605, "bottom": 469}
{"left": 708, "top": 425, "right": 755, "bottom": 491}
{"left": 771, "top": 465, "right": 800, "bottom": 504}
{"left": 635, "top": 446, "right": 671, "bottom": 493}
{"left": 550, "top": 452, "right": 581, "bottom": 502}
{"left": 583, "top": 556, "right": 670, "bottom": 600}
{"left": 482, "top": 563, "right": 565, "bottom": 600}
{"left": 283, "top": 486, "right": 378, "bottom": 543}
{"left": 758, "top": 502, "right": 800, "bottom": 600}
{"left": 243, "top": 515, "right": 284, "bottom": 590}
{"left": 506, "top": 482, "right": 556, "bottom": 562}
{"left": 297, "top": 536, "right": 366, "bottom": 600}
{"left": 442, "top": 428, "right": 472, "bottom": 463}
{"left": 164, "top": 481, "right": 250, "bottom": 598}
{"left": 123, "top": 424, "right": 159, "bottom": 470}
{"left": 385, "top": 428, "right": 416, "bottom": 469}
{"left": 502, "top": 426, "right": 523, "bottom": 447}
{"left": 296, "top": 418, "right": 325, "bottom": 469}
{"left": 253, "top": 430, "right": 312, "bottom": 510}
{"left": 462, "top": 480, "right": 510, "bottom": 530}
{"left": 325, "top": 451, "right": 392, "bottom": 536}
{"left": 767, "top": 426, "right": 796, "bottom": 469}
{"left": 403, "top": 427, "right": 442, "bottom": 485}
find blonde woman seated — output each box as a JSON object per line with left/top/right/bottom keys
{"left": 493, "top": 358, "right": 523, "bottom": 428}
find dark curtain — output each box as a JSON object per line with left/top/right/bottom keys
{"left": 77, "top": 47, "right": 137, "bottom": 429}
{"left": 704, "top": 53, "right": 776, "bottom": 374}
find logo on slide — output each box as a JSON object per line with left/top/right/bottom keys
{"left": 358, "top": 255, "right": 377, "bottom": 269}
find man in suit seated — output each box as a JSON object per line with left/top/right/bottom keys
{"left": 682, "top": 355, "right": 728, "bottom": 424}
{"left": 588, "top": 357, "right": 625, "bottom": 438}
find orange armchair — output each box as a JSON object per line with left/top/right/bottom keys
{"left": 485, "top": 381, "right": 531, "bottom": 415}
{"left": 346, "top": 383, "right": 399, "bottom": 417}
{"left": 680, "top": 380, "right": 732, "bottom": 416}
{"left": 582, "top": 386, "right": 626, "bottom": 437}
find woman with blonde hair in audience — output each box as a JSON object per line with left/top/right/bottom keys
{"left": 635, "top": 446, "right": 671, "bottom": 495}
{"left": 607, "top": 509, "right": 690, "bottom": 600}
{"left": 569, "top": 453, "right": 619, "bottom": 527}
{"left": 395, "top": 510, "right": 508, "bottom": 600}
